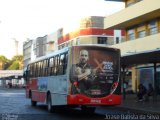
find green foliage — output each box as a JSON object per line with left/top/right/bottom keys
{"left": 12, "top": 55, "right": 23, "bottom": 61}
{"left": 8, "top": 61, "right": 20, "bottom": 70}
{"left": 0, "top": 55, "right": 8, "bottom": 62}
{"left": 0, "top": 55, "right": 23, "bottom": 70}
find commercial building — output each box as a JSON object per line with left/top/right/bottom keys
{"left": 104, "top": 0, "right": 160, "bottom": 93}
{"left": 23, "top": 39, "right": 33, "bottom": 70}
{"left": 0, "top": 70, "right": 24, "bottom": 88}
{"left": 23, "top": 16, "right": 124, "bottom": 63}
{"left": 58, "top": 16, "right": 124, "bottom": 49}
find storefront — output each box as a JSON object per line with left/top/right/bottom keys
{"left": 121, "top": 49, "right": 160, "bottom": 99}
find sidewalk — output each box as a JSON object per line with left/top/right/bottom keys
{"left": 116, "top": 94, "right": 160, "bottom": 114}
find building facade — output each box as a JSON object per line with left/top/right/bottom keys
{"left": 58, "top": 16, "right": 124, "bottom": 49}
{"left": 35, "top": 35, "right": 47, "bottom": 57}
{"left": 104, "top": 0, "right": 160, "bottom": 92}
{"left": 23, "top": 39, "right": 33, "bottom": 70}
{"left": 23, "top": 16, "right": 124, "bottom": 74}
{"left": 46, "top": 31, "right": 58, "bottom": 54}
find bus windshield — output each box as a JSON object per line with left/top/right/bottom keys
{"left": 70, "top": 46, "right": 120, "bottom": 98}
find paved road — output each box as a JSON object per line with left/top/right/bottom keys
{"left": 0, "top": 88, "right": 139, "bottom": 120}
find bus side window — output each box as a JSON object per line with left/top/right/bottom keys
{"left": 39, "top": 61, "right": 43, "bottom": 77}
{"left": 33, "top": 63, "right": 35, "bottom": 77}
{"left": 30, "top": 64, "right": 34, "bottom": 77}
{"left": 58, "top": 52, "right": 68, "bottom": 75}
{"left": 44, "top": 59, "right": 49, "bottom": 76}
{"left": 37, "top": 62, "right": 40, "bottom": 77}
{"left": 54, "top": 55, "right": 60, "bottom": 75}
{"left": 36, "top": 62, "right": 38, "bottom": 77}
{"left": 53, "top": 56, "right": 57, "bottom": 75}
{"left": 42, "top": 60, "right": 46, "bottom": 76}
{"left": 64, "top": 52, "right": 68, "bottom": 74}
{"left": 25, "top": 65, "right": 30, "bottom": 81}
{"left": 59, "top": 54, "right": 65, "bottom": 75}
{"left": 47, "top": 59, "right": 49, "bottom": 76}
{"left": 49, "top": 57, "right": 54, "bottom": 76}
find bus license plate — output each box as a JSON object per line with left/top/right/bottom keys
{"left": 90, "top": 99, "right": 101, "bottom": 103}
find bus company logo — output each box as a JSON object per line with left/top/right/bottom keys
{"left": 102, "top": 61, "right": 113, "bottom": 72}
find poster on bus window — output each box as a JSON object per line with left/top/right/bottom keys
{"left": 69, "top": 46, "right": 119, "bottom": 97}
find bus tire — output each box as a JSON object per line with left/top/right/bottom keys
{"left": 31, "top": 100, "right": 37, "bottom": 106}
{"left": 30, "top": 91, "right": 37, "bottom": 106}
{"left": 47, "top": 93, "right": 54, "bottom": 112}
{"left": 81, "top": 106, "right": 96, "bottom": 114}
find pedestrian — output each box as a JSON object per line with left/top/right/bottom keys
{"left": 147, "top": 83, "right": 154, "bottom": 96}
{"left": 137, "top": 83, "right": 147, "bottom": 101}
{"left": 143, "top": 83, "right": 154, "bottom": 101}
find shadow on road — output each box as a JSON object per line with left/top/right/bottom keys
{"left": 26, "top": 104, "right": 105, "bottom": 120}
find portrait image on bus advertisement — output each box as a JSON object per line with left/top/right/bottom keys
{"left": 70, "top": 46, "right": 120, "bottom": 97}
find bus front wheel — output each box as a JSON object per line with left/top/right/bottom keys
{"left": 47, "top": 93, "right": 54, "bottom": 112}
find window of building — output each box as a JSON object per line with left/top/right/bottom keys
{"left": 137, "top": 24, "right": 146, "bottom": 38}
{"left": 126, "top": 0, "right": 136, "bottom": 7}
{"left": 127, "top": 29, "right": 135, "bottom": 40}
{"left": 116, "top": 37, "right": 120, "bottom": 44}
{"left": 97, "top": 37, "right": 107, "bottom": 44}
{"left": 138, "top": 30, "right": 146, "bottom": 38}
{"left": 148, "top": 20, "right": 158, "bottom": 35}
{"left": 136, "top": 0, "right": 143, "bottom": 2}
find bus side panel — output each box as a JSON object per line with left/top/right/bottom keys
{"left": 26, "top": 78, "right": 38, "bottom": 98}
{"left": 47, "top": 75, "right": 68, "bottom": 105}
{"left": 32, "top": 90, "right": 47, "bottom": 102}
{"left": 28, "top": 78, "right": 38, "bottom": 90}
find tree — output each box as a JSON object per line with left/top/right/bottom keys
{"left": 8, "top": 61, "right": 20, "bottom": 70}
{"left": 0, "top": 55, "right": 8, "bottom": 70}
{"left": 8, "top": 55, "right": 23, "bottom": 70}
{"left": 12, "top": 55, "right": 23, "bottom": 61}
{"left": 0, "top": 55, "right": 23, "bottom": 70}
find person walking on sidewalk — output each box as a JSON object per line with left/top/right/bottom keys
{"left": 137, "top": 84, "right": 147, "bottom": 101}
{"left": 144, "top": 83, "right": 154, "bottom": 101}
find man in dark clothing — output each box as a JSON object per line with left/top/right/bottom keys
{"left": 137, "top": 84, "right": 147, "bottom": 101}
{"left": 70, "top": 50, "right": 95, "bottom": 94}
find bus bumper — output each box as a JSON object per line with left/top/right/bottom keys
{"left": 67, "top": 94, "right": 121, "bottom": 106}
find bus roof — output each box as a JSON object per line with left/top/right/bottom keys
{"left": 29, "top": 47, "right": 69, "bottom": 64}
{"left": 29, "top": 44, "right": 120, "bottom": 64}
{"left": 73, "top": 44, "right": 120, "bottom": 50}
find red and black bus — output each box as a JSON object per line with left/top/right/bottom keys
{"left": 24, "top": 45, "right": 121, "bottom": 113}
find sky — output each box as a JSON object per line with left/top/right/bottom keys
{"left": 0, "top": 0, "right": 124, "bottom": 59}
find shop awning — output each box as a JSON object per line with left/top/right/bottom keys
{"left": 121, "top": 49, "right": 160, "bottom": 66}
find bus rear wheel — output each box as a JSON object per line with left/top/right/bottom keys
{"left": 47, "top": 93, "right": 54, "bottom": 112}
{"left": 30, "top": 91, "right": 37, "bottom": 106}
